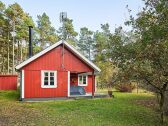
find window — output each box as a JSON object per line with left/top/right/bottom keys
{"left": 41, "top": 70, "right": 57, "bottom": 88}
{"left": 78, "top": 75, "right": 88, "bottom": 86}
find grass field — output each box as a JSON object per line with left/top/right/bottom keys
{"left": 0, "top": 90, "right": 168, "bottom": 126}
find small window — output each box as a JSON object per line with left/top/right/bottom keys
{"left": 41, "top": 70, "right": 57, "bottom": 88}
{"left": 78, "top": 75, "right": 88, "bottom": 86}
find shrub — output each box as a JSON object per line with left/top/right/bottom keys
{"left": 115, "top": 83, "right": 136, "bottom": 92}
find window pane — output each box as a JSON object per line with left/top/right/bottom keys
{"left": 44, "top": 81, "right": 48, "bottom": 85}
{"left": 50, "top": 77, "right": 54, "bottom": 81}
{"left": 79, "top": 76, "right": 82, "bottom": 81}
{"left": 79, "top": 76, "right": 82, "bottom": 84}
{"left": 44, "top": 72, "right": 48, "bottom": 76}
{"left": 50, "top": 72, "right": 54, "bottom": 76}
{"left": 50, "top": 81, "right": 54, "bottom": 85}
{"left": 44, "top": 77, "right": 48, "bottom": 81}
{"left": 83, "top": 76, "right": 86, "bottom": 84}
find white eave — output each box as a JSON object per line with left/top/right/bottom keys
{"left": 15, "top": 40, "right": 101, "bottom": 73}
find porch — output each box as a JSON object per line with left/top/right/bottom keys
{"left": 69, "top": 71, "right": 95, "bottom": 97}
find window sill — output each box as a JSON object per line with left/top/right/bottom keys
{"left": 41, "top": 85, "right": 57, "bottom": 88}
{"left": 78, "top": 84, "right": 88, "bottom": 86}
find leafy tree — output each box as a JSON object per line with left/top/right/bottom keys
{"left": 109, "top": 0, "right": 168, "bottom": 123}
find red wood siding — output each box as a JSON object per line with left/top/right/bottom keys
{"left": 24, "top": 46, "right": 93, "bottom": 72}
{"left": 22, "top": 44, "right": 95, "bottom": 98}
{"left": 24, "top": 70, "right": 68, "bottom": 98}
{"left": 0, "top": 75, "right": 17, "bottom": 90}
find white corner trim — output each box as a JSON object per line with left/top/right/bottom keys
{"left": 21, "top": 70, "right": 24, "bottom": 99}
{"left": 41, "top": 70, "right": 57, "bottom": 88}
{"left": 78, "top": 75, "right": 88, "bottom": 86}
{"left": 15, "top": 40, "right": 101, "bottom": 72}
{"left": 68, "top": 71, "right": 70, "bottom": 97}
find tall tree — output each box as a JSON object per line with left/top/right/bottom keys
{"left": 78, "top": 27, "right": 93, "bottom": 60}
{"left": 0, "top": 1, "right": 7, "bottom": 73}
{"left": 4, "top": 3, "right": 25, "bottom": 73}
{"left": 37, "top": 12, "right": 58, "bottom": 50}
{"left": 94, "top": 23, "right": 111, "bottom": 62}
{"left": 57, "top": 18, "right": 78, "bottom": 46}
{"left": 0, "top": 2, "right": 36, "bottom": 74}
{"left": 93, "top": 23, "right": 114, "bottom": 88}
{"left": 109, "top": 0, "right": 168, "bottom": 123}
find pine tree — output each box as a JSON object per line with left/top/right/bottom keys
{"left": 37, "top": 12, "right": 58, "bottom": 50}
{"left": 57, "top": 18, "right": 78, "bottom": 46}
{"left": 78, "top": 27, "right": 93, "bottom": 60}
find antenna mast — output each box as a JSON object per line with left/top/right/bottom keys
{"left": 60, "top": 12, "right": 67, "bottom": 69}
{"left": 60, "top": 12, "right": 67, "bottom": 40}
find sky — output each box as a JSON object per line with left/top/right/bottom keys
{"left": 1, "top": 0, "right": 144, "bottom": 32}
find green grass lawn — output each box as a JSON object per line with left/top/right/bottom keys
{"left": 0, "top": 90, "right": 168, "bottom": 126}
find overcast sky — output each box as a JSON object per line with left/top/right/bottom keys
{"left": 2, "top": 0, "right": 144, "bottom": 32}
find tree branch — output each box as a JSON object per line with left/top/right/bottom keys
{"left": 144, "top": 77, "right": 161, "bottom": 91}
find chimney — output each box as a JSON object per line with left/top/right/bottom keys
{"left": 28, "top": 26, "right": 33, "bottom": 58}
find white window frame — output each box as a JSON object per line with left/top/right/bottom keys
{"left": 41, "top": 70, "right": 57, "bottom": 88}
{"left": 78, "top": 75, "right": 88, "bottom": 86}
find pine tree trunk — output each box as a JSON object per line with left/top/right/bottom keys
{"left": 20, "top": 40, "right": 22, "bottom": 62}
{"left": 7, "top": 31, "right": 10, "bottom": 74}
{"left": 2, "top": 41, "right": 5, "bottom": 74}
{"left": 17, "top": 40, "right": 20, "bottom": 64}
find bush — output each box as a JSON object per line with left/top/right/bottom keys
{"left": 115, "top": 83, "right": 136, "bottom": 92}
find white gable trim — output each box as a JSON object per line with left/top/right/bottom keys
{"left": 15, "top": 40, "right": 101, "bottom": 72}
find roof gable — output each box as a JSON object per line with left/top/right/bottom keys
{"left": 15, "top": 40, "right": 101, "bottom": 72}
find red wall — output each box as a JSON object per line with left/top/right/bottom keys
{"left": 24, "top": 70, "right": 68, "bottom": 98}
{"left": 0, "top": 75, "right": 17, "bottom": 90}
{"left": 24, "top": 46, "right": 93, "bottom": 72}
{"left": 22, "top": 45, "right": 94, "bottom": 98}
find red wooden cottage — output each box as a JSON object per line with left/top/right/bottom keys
{"left": 16, "top": 40, "right": 101, "bottom": 100}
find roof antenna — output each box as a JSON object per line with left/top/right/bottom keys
{"left": 60, "top": 12, "right": 67, "bottom": 40}
{"left": 60, "top": 12, "right": 67, "bottom": 69}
